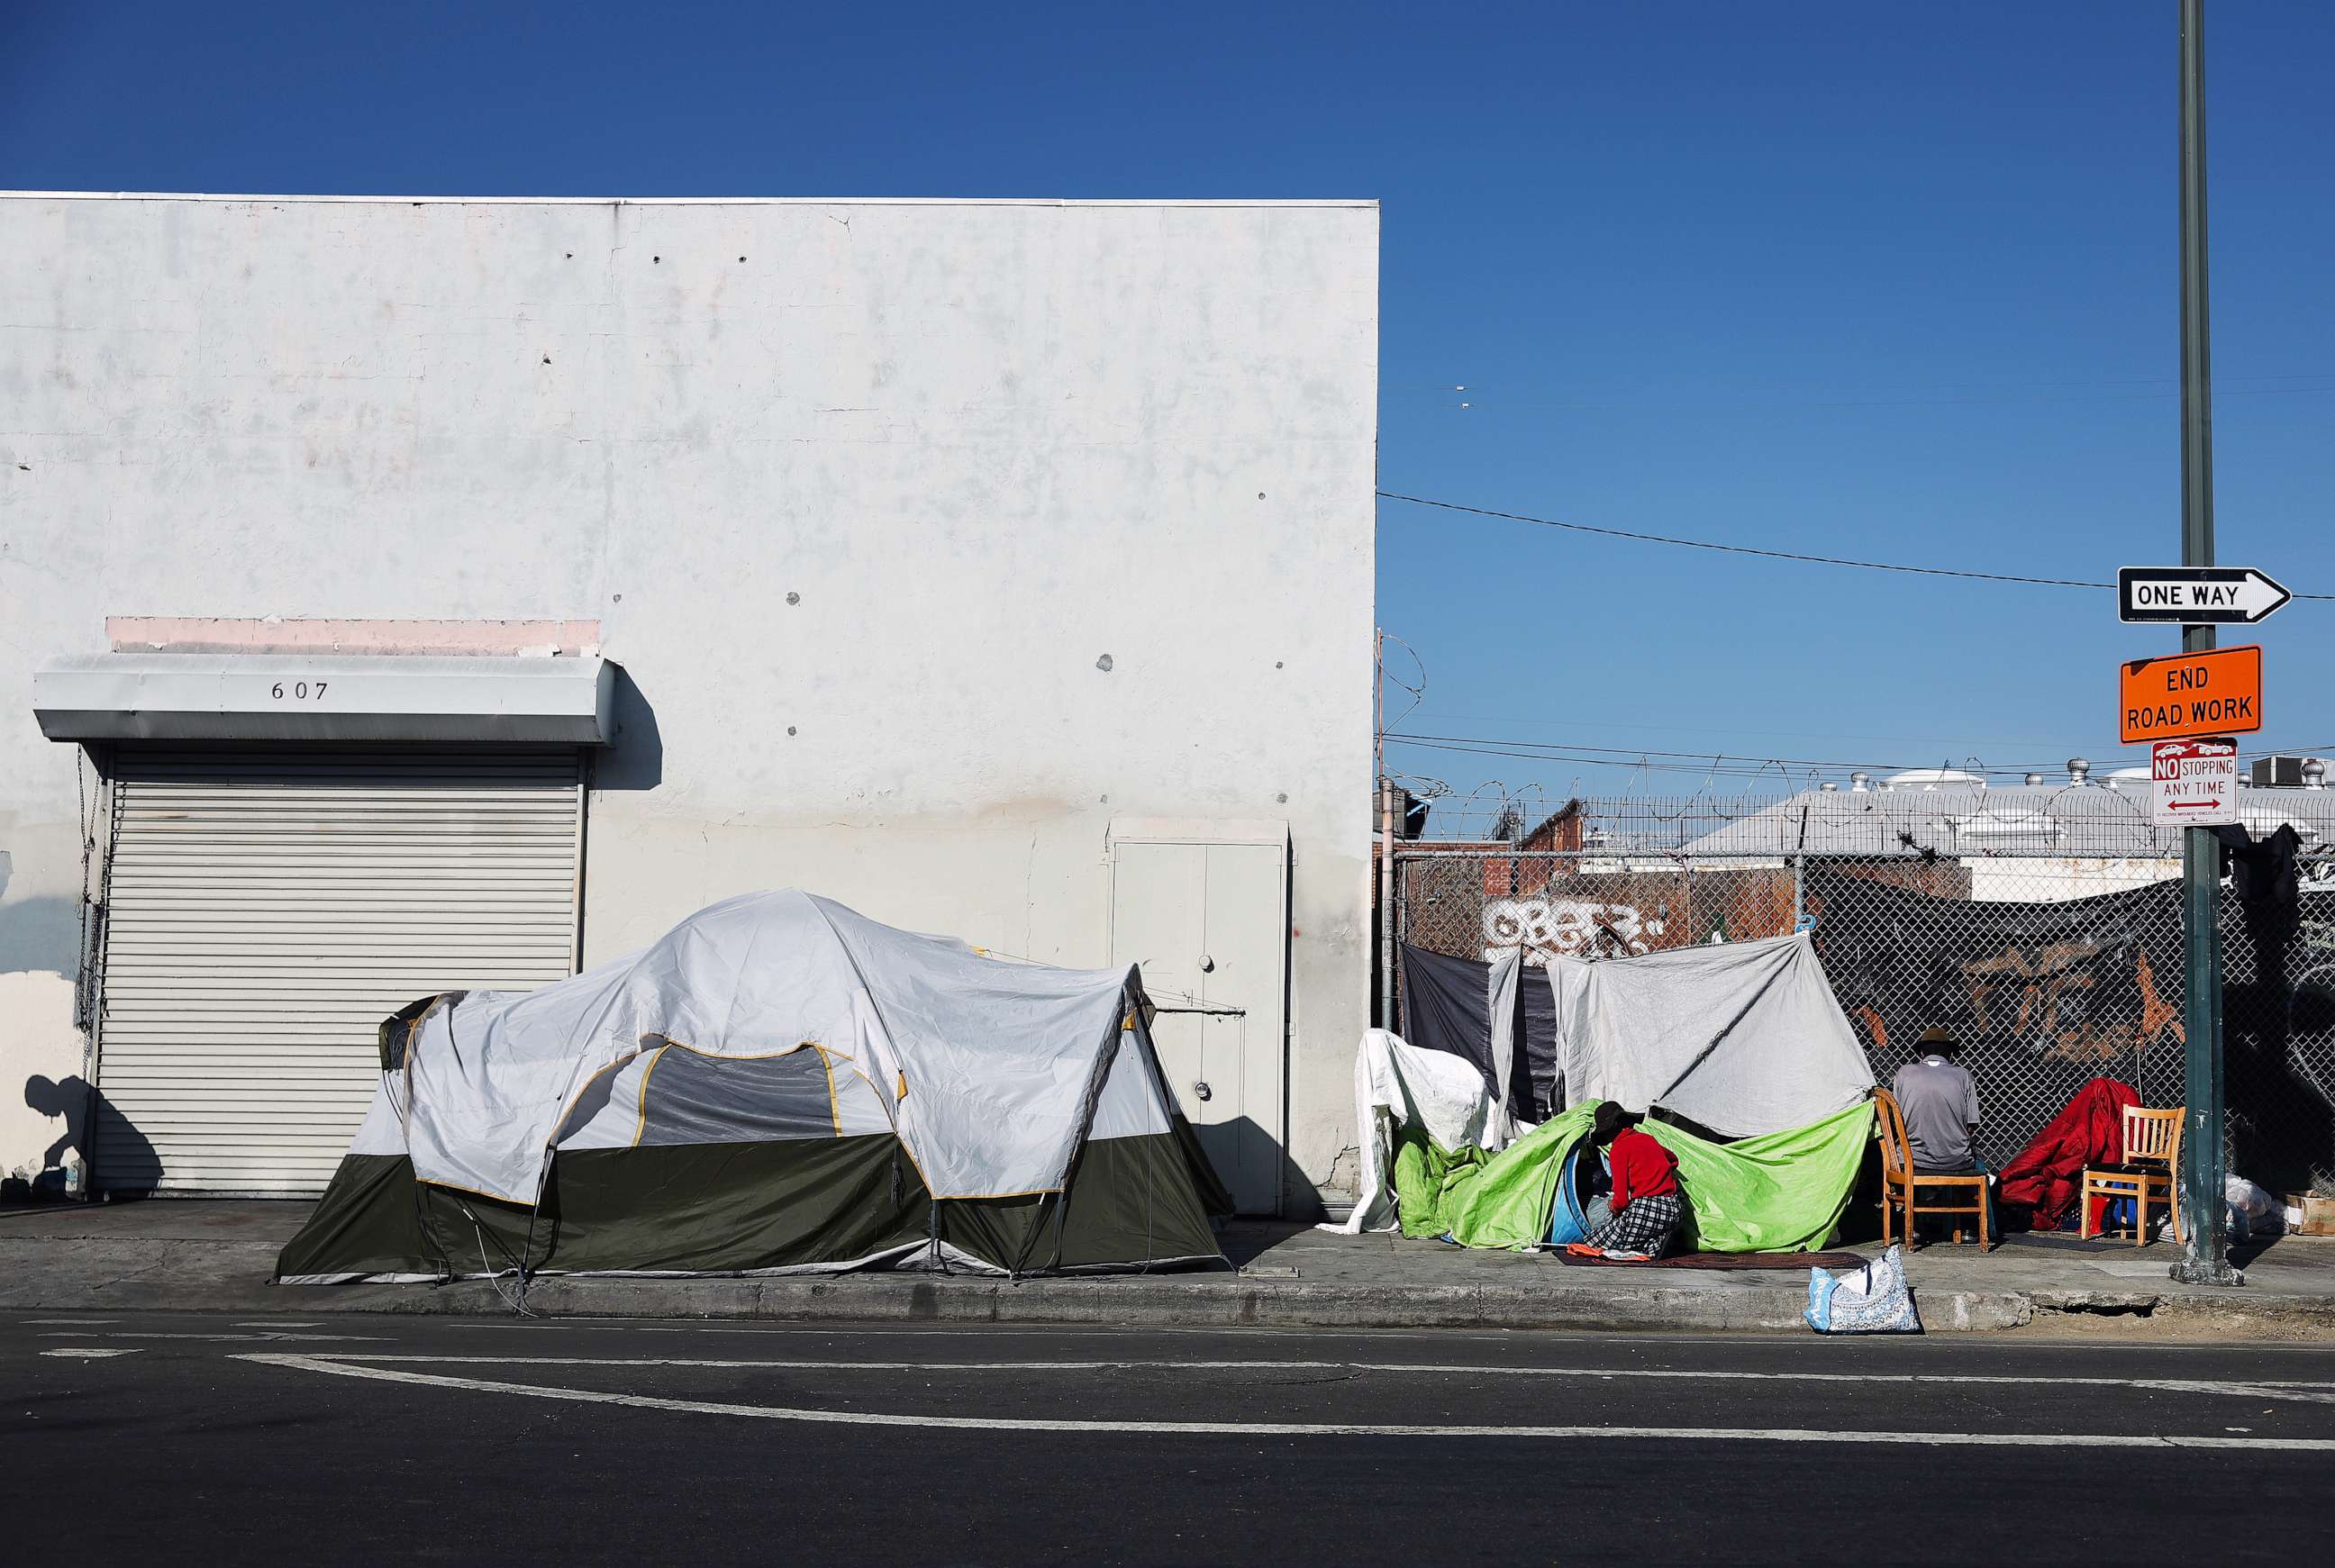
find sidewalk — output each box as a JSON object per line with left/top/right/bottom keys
{"left": 5, "top": 1199, "right": 2332, "bottom": 1338}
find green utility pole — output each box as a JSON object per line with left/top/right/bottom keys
{"left": 2172, "top": 0, "right": 2240, "bottom": 1287}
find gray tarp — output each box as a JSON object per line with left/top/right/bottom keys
{"left": 1552, "top": 930, "right": 1874, "bottom": 1137}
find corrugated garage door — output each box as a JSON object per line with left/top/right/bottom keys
{"left": 95, "top": 750, "right": 585, "bottom": 1195}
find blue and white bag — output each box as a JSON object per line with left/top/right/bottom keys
{"left": 1804, "top": 1244, "right": 1922, "bottom": 1334}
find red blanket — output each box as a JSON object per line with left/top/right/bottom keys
{"left": 1995, "top": 1076, "right": 2139, "bottom": 1229}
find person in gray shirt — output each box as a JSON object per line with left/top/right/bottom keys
{"left": 1891, "top": 1026, "right": 1996, "bottom": 1237}
{"left": 1892, "top": 1026, "right": 1983, "bottom": 1174}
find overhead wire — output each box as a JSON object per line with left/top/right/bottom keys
{"left": 1387, "top": 730, "right": 2331, "bottom": 783}
{"left": 1377, "top": 491, "right": 2335, "bottom": 599}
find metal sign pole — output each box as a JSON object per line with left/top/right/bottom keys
{"left": 2174, "top": 0, "right": 2239, "bottom": 1286}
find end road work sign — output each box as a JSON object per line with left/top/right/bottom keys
{"left": 2150, "top": 738, "right": 2240, "bottom": 828}
{"left": 2118, "top": 566, "right": 2290, "bottom": 625}
{"left": 2119, "top": 644, "right": 2262, "bottom": 745}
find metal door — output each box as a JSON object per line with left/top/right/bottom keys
{"left": 94, "top": 749, "right": 585, "bottom": 1194}
{"left": 1110, "top": 831, "right": 1288, "bottom": 1213}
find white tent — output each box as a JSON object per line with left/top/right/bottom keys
{"left": 1320, "top": 1028, "right": 1505, "bottom": 1236}
{"left": 1552, "top": 930, "right": 1875, "bottom": 1137}
{"left": 277, "top": 890, "right": 1228, "bottom": 1282}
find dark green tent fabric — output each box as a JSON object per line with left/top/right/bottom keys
{"left": 274, "top": 1154, "right": 536, "bottom": 1282}
{"left": 940, "top": 1130, "right": 1222, "bottom": 1272}
{"left": 279, "top": 1128, "right": 1226, "bottom": 1280}
{"left": 548, "top": 1137, "right": 927, "bottom": 1272}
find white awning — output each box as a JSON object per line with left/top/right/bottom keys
{"left": 32, "top": 653, "right": 616, "bottom": 744}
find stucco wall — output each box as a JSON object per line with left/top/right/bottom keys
{"left": 0, "top": 194, "right": 1377, "bottom": 1206}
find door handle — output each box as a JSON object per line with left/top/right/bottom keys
{"left": 1193, "top": 1081, "right": 1213, "bottom": 1101}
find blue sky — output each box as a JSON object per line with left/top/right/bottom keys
{"left": 8, "top": 2, "right": 2332, "bottom": 830}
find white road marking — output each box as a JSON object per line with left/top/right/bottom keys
{"left": 42, "top": 1347, "right": 141, "bottom": 1358}
{"left": 432, "top": 1321, "right": 2335, "bottom": 1355}
{"left": 36, "top": 1331, "right": 385, "bottom": 1343}
{"left": 288, "top": 1355, "right": 2335, "bottom": 1405}
{"left": 442, "top": 1322, "right": 1528, "bottom": 1343}
{"left": 23, "top": 1319, "right": 120, "bottom": 1326}
{"left": 232, "top": 1353, "right": 2335, "bottom": 1450}
{"left": 234, "top": 1321, "right": 324, "bottom": 1328}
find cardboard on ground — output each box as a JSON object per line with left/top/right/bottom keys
{"left": 2149, "top": 738, "right": 2239, "bottom": 828}
{"left": 2119, "top": 644, "right": 2262, "bottom": 745}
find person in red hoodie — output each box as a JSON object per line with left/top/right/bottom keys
{"left": 1580, "top": 1101, "right": 1684, "bottom": 1260}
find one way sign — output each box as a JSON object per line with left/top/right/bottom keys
{"left": 2118, "top": 566, "right": 2291, "bottom": 625}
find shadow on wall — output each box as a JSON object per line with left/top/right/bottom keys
{"left": 1195, "top": 1113, "right": 1328, "bottom": 1224}
{"left": 10, "top": 1075, "right": 159, "bottom": 1201}
{"left": 593, "top": 665, "right": 662, "bottom": 792}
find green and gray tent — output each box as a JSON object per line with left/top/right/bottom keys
{"left": 277, "top": 890, "right": 1231, "bottom": 1282}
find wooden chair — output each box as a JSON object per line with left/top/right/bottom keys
{"left": 1874, "top": 1087, "right": 1990, "bottom": 1250}
{"left": 2079, "top": 1105, "right": 2184, "bottom": 1246}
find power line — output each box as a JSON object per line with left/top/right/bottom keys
{"left": 1376, "top": 491, "right": 2335, "bottom": 599}
{"left": 1386, "top": 729, "right": 2333, "bottom": 781}
{"left": 1388, "top": 731, "right": 1916, "bottom": 770}
{"left": 1388, "top": 369, "right": 2335, "bottom": 397}
{"left": 1392, "top": 382, "right": 2335, "bottom": 414}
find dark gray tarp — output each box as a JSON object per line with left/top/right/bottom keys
{"left": 1810, "top": 872, "right": 2183, "bottom": 1168}
{"left": 1399, "top": 942, "right": 1553, "bottom": 1122}
{"left": 1813, "top": 868, "right": 2335, "bottom": 1193}
{"left": 1517, "top": 963, "right": 1562, "bottom": 1119}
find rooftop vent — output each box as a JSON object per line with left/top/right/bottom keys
{"left": 2067, "top": 757, "right": 2092, "bottom": 788}
{"left": 1885, "top": 767, "right": 1985, "bottom": 792}
{"left": 1849, "top": 772, "right": 1871, "bottom": 793}
{"left": 2253, "top": 756, "right": 2320, "bottom": 788}
{"left": 2023, "top": 772, "right": 2046, "bottom": 786}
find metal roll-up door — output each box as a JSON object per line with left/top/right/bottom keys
{"left": 95, "top": 750, "right": 585, "bottom": 1195}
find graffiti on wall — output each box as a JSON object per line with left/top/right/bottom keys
{"left": 1482, "top": 897, "right": 1667, "bottom": 961}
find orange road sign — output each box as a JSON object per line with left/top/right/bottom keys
{"left": 2119, "top": 644, "right": 2262, "bottom": 745}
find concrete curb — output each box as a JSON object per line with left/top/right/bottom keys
{"left": 10, "top": 1237, "right": 2330, "bottom": 1337}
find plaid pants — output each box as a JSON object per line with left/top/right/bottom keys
{"left": 1585, "top": 1192, "right": 1683, "bottom": 1257}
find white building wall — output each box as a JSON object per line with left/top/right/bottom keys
{"left": 1962, "top": 857, "right": 2183, "bottom": 903}
{"left": 0, "top": 193, "right": 1378, "bottom": 1206}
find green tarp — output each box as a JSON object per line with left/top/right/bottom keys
{"left": 1393, "top": 1104, "right": 1596, "bottom": 1248}
{"left": 1443, "top": 1104, "right": 1600, "bottom": 1249}
{"left": 1388, "top": 1099, "right": 1875, "bottom": 1255}
{"left": 1645, "top": 1100, "right": 1875, "bottom": 1254}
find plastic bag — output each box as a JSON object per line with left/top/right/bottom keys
{"left": 2227, "top": 1174, "right": 2282, "bottom": 1241}
{"left": 1805, "top": 1244, "right": 1922, "bottom": 1335}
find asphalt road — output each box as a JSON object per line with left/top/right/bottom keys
{"left": 7, "top": 1312, "right": 2334, "bottom": 1565}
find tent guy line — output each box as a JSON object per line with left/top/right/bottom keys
{"left": 232, "top": 1354, "right": 2335, "bottom": 1449}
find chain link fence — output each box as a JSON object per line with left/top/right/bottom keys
{"left": 1389, "top": 793, "right": 2335, "bottom": 1196}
